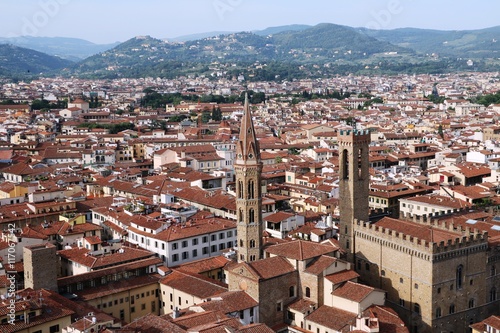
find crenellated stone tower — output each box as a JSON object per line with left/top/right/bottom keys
{"left": 338, "top": 129, "right": 370, "bottom": 263}
{"left": 235, "top": 94, "right": 263, "bottom": 263}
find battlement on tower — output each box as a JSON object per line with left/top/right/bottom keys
{"left": 338, "top": 129, "right": 371, "bottom": 144}
{"left": 355, "top": 219, "right": 489, "bottom": 258}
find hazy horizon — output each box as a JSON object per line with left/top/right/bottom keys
{"left": 1, "top": 0, "right": 499, "bottom": 44}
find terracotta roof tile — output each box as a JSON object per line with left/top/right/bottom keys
{"left": 246, "top": 256, "right": 296, "bottom": 280}
{"left": 265, "top": 240, "right": 336, "bottom": 261}
{"left": 304, "top": 255, "right": 338, "bottom": 275}
{"left": 325, "top": 269, "right": 360, "bottom": 285}
{"left": 305, "top": 305, "right": 357, "bottom": 331}
{"left": 160, "top": 270, "right": 227, "bottom": 299}
{"left": 168, "top": 310, "right": 229, "bottom": 330}
{"left": 195, "top": 290, "right": 258, "bottom": 313}
{"left": 123, "top": 313, "right": 185, "bottom": 333}
{"left": 362, "top": 305, "right": 410, "bottom": 333}
{"left": 331, "top": 281, "right": 376, "bottom": 302}
{"left": 374, "top": 217, "right": 461, "bottom": 243}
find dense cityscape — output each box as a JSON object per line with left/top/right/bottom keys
{"left": 0, "top": 6, "right": 500, "bottom": 330}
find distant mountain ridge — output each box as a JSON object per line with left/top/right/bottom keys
{"left": 0, "top": 44, "right": 73, "bottom": 77}
{"left": 0, "top": 36, "right": 120, "bottom": 61}
{"left": 1, "top": 23, "right": 500, "bottom": 80}
{"left": 359, "top": 26, "right": 500, "bottom": 57}
{"left": 167, "top": 24, "right": 312, "bottom": 42}
{"left": 68, "top": 23, "right": 413, "bottom": 79}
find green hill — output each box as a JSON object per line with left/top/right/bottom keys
{"left": 0, "top": 36, "right": 119, "bottom": 61}
{"left": 68, "top": 24, "right": 413, "bottom": 79}
{"left": 0, "top": 44, "right": 73, "bottom": 78}
{"left": 359, "top": 26, "right": 500, "bottom": 58}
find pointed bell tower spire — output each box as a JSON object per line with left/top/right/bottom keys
{"left": 236, "top": 93, "right": 260, "bottom": 166}
{"left": 235, "top": 93, "right": 263, "bottom": 263}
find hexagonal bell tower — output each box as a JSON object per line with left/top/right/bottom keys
{"left": 338, "top": 129, "right": 370, "bottom": 263}
{"left": 235, "top": 94, "right": 263, "bottom": 263}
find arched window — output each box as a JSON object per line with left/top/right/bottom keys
{"left": 239, "top": 209, "right": 243, "bottom": 222}
{"left": 435, "top": 307, "right": 441, "bottom": 318}
{"left": 239, "top": 239, "right": 243, "bottom": 248}
{"left": 468, "top": 298, "right": 475, "bottom": 308}
{"left": 250, "top": 239, "right": 256, "bottom": 248}
{"left": 305, "top": 287, "right": 311, "bottom": 298}
{"left": 490, "top": 287, "right": 497, "bottom": 302}
{"left": 491, "top": 265, "right": 497, "bottom": 277}
{"left": 456, "top": 265, "right": 463, "bottom": 289}
{"left": 449, "top": 304, "right": 455, "bottom": 314}
{"left": 247, "top": 180, "right": 254, "bottom": 199}
{"left": 237, "top": 180, "right": 243, "bottom": 199}
{"left": 342, "top": 149, "right": 349, "bottom": 180}
{"left": 249, "top": 208, "right": 255, "bottom": 223}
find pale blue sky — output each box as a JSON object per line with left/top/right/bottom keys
{"left": 1, "top": 0, "right": 498, "bottom": 44}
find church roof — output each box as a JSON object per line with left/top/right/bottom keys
{"left": 235, "top": 256, "right": 295, "bottom": 280}
{"left": 265, "top": 240, "right": 336, "bottom": 261}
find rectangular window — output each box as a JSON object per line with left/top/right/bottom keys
{"left": 182, "top": 251, "right": 189, "bottom": 260}
{"left": 202, "top": 247, "right": 209, "bottom": 255}
{"left": 193, "top": 249, "right": 198, "bottom": 257}
{"left": 227, "top": 231, "right": 233, "bottom": 237}
{"left": 211, "top": 234, "right": 216, "bottom": 241}
{"left": 192, "top": 238, "right": 198, "bottom": 246}
{"left": 211, "top": 245, "right": 217, "bottom": 253}
{"left": 182, "top": 240, "right": 188, "bottom": 248}
{"left": 172, "top": 254, "right": 179, "bottom": 262}
{"left": 276, "top": 301, "right": 282, "bottom": 312}
{"left": 50, "top": 325, "right": 60, "bottom": 333}
{"left": 172, "top": 242, "right": 178, "bottom": 250}
{"left": 202, "top": 236, "right": 208, "bottom": 243}
{"left": 219, "top": 243, "right": 225, "bottom": 251}
{"left": 219, "top": 233, "right": 225, "bottom": 239}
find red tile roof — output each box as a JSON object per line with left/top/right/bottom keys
{"left": 74, "top": 274, "right": 160, "bottom": 301}
{"left": 168, "top": 310, "right": 228, "bottom": 329}
{"left": 195, "top": 290, "right": 258, "bottom": 313}
{"left": 265, "top": 240, "right": 336, "bottom": 261}
{"left": 374, "top": 217, "right": 461, "bottom": 243}
{"left": 174, "top": 255, "right": 232, "bottom": 275}
{"left": 123, "top": 313, "right": 185, "bottom": 333}
{"left": 363, "top": 305, "right": 410, "bottom": 333}
{"left": 305, "top": 305, "right": 357, "bottom": 331}
{"left": 246, "top": 255, "right": 296, "bottom": 280}
{"left": 331, "top": 281, "right": 377, "bottom": 302}
{"left": 160, "top": 269, "right": 227, "bottom": 299}
{"left": 325, "top": 269, "right": 360, "bottom": 285}
{"left": 304, "top": 255, "right": 338, "bottom": 275}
